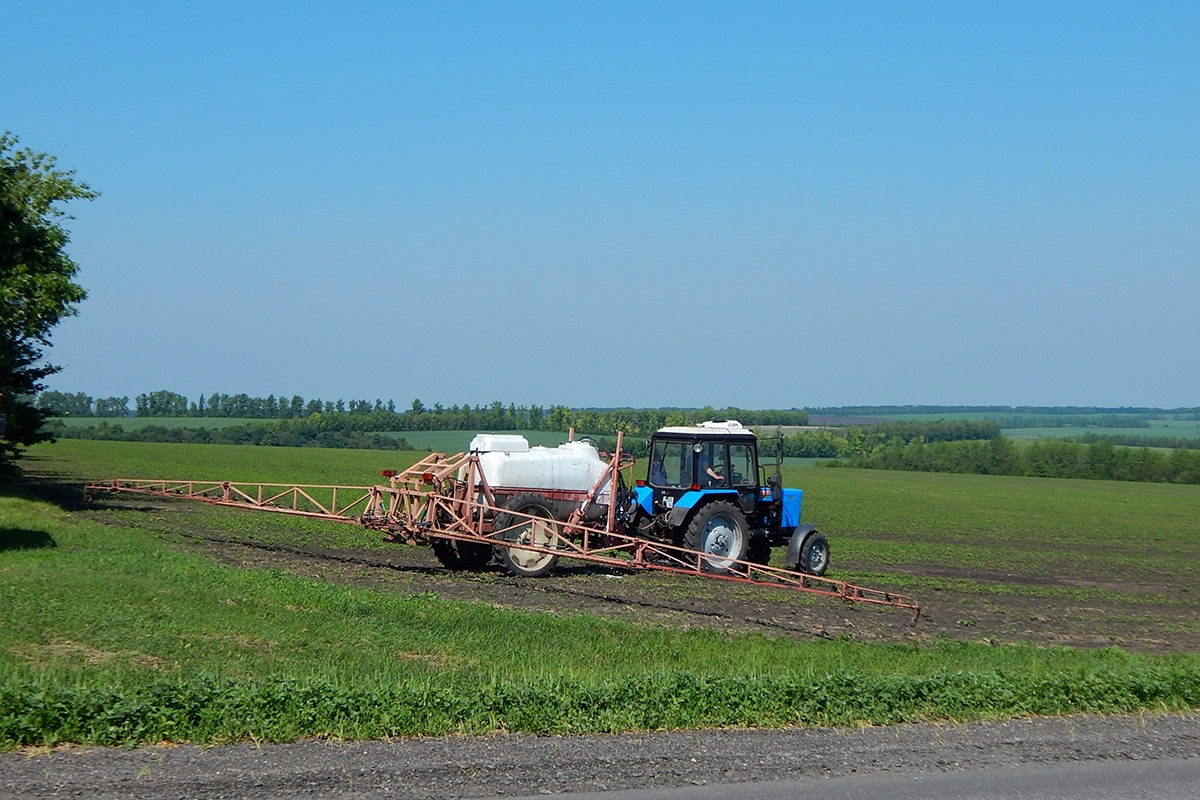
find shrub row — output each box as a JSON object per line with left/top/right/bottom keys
{"left": 1076, "top": 433, "right": 1200, "bottom": 451}
{"left": 4, "top": 661, "right": 1200, "bottom": 748}
{"left": 768, "top": 420, "right": 1002, "bottom": 459}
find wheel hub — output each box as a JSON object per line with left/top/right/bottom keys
{"left": 704, "top": 519, "right": 736, "bottom": 556}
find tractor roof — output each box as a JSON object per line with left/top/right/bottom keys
{"left": 653, "top": 420, "right": 758, "bottom": 439}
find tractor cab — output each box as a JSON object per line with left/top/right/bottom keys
{"left": 645, "top": 420, "right": 762, "bottom": 515}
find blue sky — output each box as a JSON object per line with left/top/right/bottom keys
{"left": 5, "top": 1, "right": 1198, "bottom": 409}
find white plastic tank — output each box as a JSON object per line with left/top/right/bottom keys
{"left": 465, "top": 435, "right": 611, "bottom": 504}
{"left": 468, "top": 434, "right": 530, "bottom": 453}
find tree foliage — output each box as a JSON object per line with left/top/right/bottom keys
{"left": 767, "top": 420, "right": 1001, "bottom": 458}
{"left": 0, "top": 132, "right": 96, "bottom": 471}
{"left": 35, "top": 389, "right": 93, "bottom": 416}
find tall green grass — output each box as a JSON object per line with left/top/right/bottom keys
{"left": 7, "top": 659, "right": 1199, "bottom": 747}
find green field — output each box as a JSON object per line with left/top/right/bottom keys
{"left": 3, "top": 439, "right": 1199, "bottom": 747}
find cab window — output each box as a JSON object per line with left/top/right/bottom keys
{"left": 697, "top": 442, "right": 728, "bottom": 487}
{"left": 649, "top": 440, "right": 692, "bottom": 487}
{"left": 728, "top": 443, "right": 756, "bottom": 486}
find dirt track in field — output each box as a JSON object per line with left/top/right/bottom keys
{"left": 57, "top": 482, "right": 1200, "bottom": 656}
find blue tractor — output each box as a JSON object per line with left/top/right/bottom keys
{"left": 622, "top": 420, "right": 829, "bottom": 576}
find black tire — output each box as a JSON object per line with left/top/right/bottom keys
{"left": 797, "top": 531, "right": 829, "bottom": 576}
{"left": 683, "top": 501, "right": 749, "bottom": 574}
{"left": 492, "top": 493, "right": 562, "bottom": 578}
{"left": 431, "top": 538, "right": 493, "bottom": 570}
{"left": 747, "top": 537, "right": 772, "bottom": 566}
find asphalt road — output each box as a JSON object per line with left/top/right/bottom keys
{"left": 5, "top": 711, "right": 1199, "bottom": 799}
{"left": 523, "top": 757, "right": 1200, "bottom": 799}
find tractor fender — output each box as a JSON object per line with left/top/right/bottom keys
{"left": 665, "top": 489, "right": 739, "bottom": 528}
{"left": 666, "top": 505, "right": 690, "bottom": 528}
{"left": 786, "top": 525, "right": 818, "bottom": 566}
{"left": 633, "top": 485, "right": 654, "bottom": 515}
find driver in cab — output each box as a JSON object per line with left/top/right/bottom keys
{"left": 698, "top": 448, "right": 725, "bottom": 487}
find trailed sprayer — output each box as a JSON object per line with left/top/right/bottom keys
{"left": 88, "top": 421, "right": 919, "bottom": 620}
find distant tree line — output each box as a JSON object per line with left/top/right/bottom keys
{"left": 834, "top": 437, "right": 1200, "bottom": 485}
{"left": 38, "top": 392, "right": 1200, "bottom": 483}
{"left": 35, "top": 389, "right": 810, "bottom": 433}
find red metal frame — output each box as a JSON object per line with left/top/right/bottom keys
{"left": 85, "top": 478, "right": 381, "bottom": 521}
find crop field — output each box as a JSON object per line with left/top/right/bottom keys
{"left": 3, "top": 439, "right": 1199, "bottom": 747}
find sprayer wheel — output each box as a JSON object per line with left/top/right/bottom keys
{"left": 431, "top": 538, "right": 494, "bottom": 570}
{"left": 492, "top": 493, "right": 562, "bottom": 578}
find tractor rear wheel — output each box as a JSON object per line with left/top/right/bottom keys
{"left": 683, "top": 501, "right": 749, "bottom": 574}
{"left": 747, "top": 537, "right": 772, "bottom": 566}
{"left": 431, "top": 538, "right": 493, "bottom": 570}
{"left": 492, "top": 493, "right": 562, "bottom": 578}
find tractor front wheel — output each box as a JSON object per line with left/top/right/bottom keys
{"left": 797, "top": 531, "right": 830, "bottom": 576}
{"left": 684, "top": 501, "right": 749, "bottom": 574}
